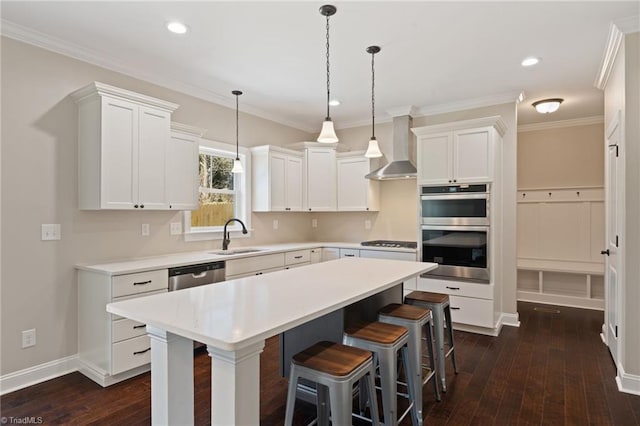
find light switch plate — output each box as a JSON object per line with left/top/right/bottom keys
{"left": 365, "top": 220, "right": 372, "bottom": 230}
{"left": 41, "top": 224, "right": 61, "bottom": 241}
{"left": 141, "top": 223, "right": 150, "bottom": 236}
{"left": 273, "top": 219, "right": 279, "bottom": 230}
{"left": 22, "top": 329, "right": 36, "bottom": 348}
{"left": 170, "top": 222, "right": 182, "bottom": 235}
{"left": 312, "top": 219, "right": 318, "bottom": 228}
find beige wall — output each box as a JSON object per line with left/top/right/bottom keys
{"left": 518, "top": 123, "right": 604, "bottom": 189}
{"left": 0, "top": 38, "right": 316, "bottom": 375}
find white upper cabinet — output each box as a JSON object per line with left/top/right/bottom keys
{"left": 336, "top": 152, "right": 379, "bottom": 211}
{"left": 305, "top": 147, "right": 337, "bottom": 211}
{"left": 413, "top": 117, "right": 506, "bottom": 186}
{"left": 166, "top": 123, "right": 204, "bottom": 211}
{"left": 252, "top": 146, "right": 304, "bottom": 212}
{"left": 72, "top": 82, "right": 179, "bottom": 210}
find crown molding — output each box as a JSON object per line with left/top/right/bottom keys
{"left": 386, "top": 105, "right": 418, "bottom": 118}
{"left": 595, "top": 16, "right": 639, "bottom": 90}
{"left": 412, "top": 115, "right": 507, "bottom": 137}
{"left": 518, "top": 115, "right": 604, "bottom": 133}
{"left": 171, "top": 122, "right": 208, "bottom": 137}
{"left": 0, "top": 19, "right": 315, "bottom": 133}
{"left": 413, "top": 91, "right": 521, "bottom": 118}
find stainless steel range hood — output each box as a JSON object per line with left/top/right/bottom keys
{"left": 365, "top": 114, "right": 417, "bottom": 180}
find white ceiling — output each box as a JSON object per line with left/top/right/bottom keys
{"left": 2, "top": 1, "right": 638, "bottom": 132}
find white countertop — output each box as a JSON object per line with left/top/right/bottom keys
{"left": 76, "top": 241, "right": 417, "bottom": 275}
{"left": 107, "top": 258, "right": 437, "bottom": 351}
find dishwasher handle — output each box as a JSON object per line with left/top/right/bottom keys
{"left": 168, "top": 261, "right": 225, "bottom": 277}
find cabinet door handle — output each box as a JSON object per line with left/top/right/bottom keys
{"left": 133, "top": 280, "right": 152, "bottom": 286}
{"left": 133, "top": 348, "right": 151, "bottom": 355}
{"left": 308, "top": 208, "right": 312, "bottom": 211}
{"left": 140, "top": 204, "right": 145, "bottom": 208}
{"left": 134, "top": 204, "right": 139, "bottom": 208}
{"left": 601, "top": 249, "right": 610, "bottom": 256}
{"left": 446, "top": 286, "right": 460, "bottom": 290}
{"left": 453, "top": 179, "right": 457, "bottom": 183}
{"left": 255, "top": 272, "right": 263, "bottom": 275}
{"left": 450, "top": 307, "right": 461, "bottom": 310}
{"left": 133, "top": 324, "right": 146, "bottom": 329}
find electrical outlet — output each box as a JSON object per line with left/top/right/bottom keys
{"left": 141, "top": 223, "right": 150, "bottom": 236}
{"left": 273, "top": 219, "right": 279, "bottom": 230}
{"left": 22, "top": 329, "right": 36, "bottom": 348}
{"left": 365, "top": 220, "right": 372, "bottom": 230}
{"left": 41, "top": 224, "right": 61, "bottom": 241}
{"left": 170, "top": 222, "right": 182, "bottom": 235}
{"left": 312, "top": 218, "right": 318, "bottom": 228}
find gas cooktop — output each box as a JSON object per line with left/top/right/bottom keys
{"left": 360, "top": 240, "right": 417, "bottom": 249}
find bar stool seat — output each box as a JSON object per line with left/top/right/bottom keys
{"left": 285, "top": 341, "right": 379, "bottom": 426}
{"left": 379, "top": 303, "right": 440, "bottom": 415}
{"left": 344, "top": 322, "right": 418, "bottom": 426}
{"left": 405, "top": 291, "right": 458, "bottom": 392}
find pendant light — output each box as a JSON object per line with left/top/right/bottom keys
{"left": 317, "top": 4, "right": 339, "bottom": 143}
{"left": 364, "top": 45, "right": 383, "bottom": 158}
{"left": 231, "top": 90, "right": 244, "bottom": 173}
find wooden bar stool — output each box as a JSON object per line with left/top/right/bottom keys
{"left": 284, "top": 341, "right": 379, "bottom": 426}
{"left": 379, "top": 303, "right": 440, "bottom": 423}
{"left": 343, "top": 322, "right": 418, "bottom": 426}
{"left": 404, "top": 291, "right": 458, "bottom": 392}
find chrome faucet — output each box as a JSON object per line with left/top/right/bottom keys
{"left": 222, "top": 218, "right": 248, "bottom": 250}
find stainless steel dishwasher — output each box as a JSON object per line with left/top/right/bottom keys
{"left": 168, "top": 261, "right": 226, "bottom": 291}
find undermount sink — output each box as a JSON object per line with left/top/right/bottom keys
{"left": 209, "top": 248, "right": 264, "bottom": 256}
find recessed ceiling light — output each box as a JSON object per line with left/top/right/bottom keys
{"left": 532, "top": 98, "right": 563, "bottom": 114}
{"left": 329, "top": 99, "right": 341, "bottom": 106}
{"left": 521, "top": 57, "right": 540, "bottom": 67}
{"left": 167, "top": 21, "right": 189, "bottom": 35}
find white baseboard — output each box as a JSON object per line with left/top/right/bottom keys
{"left": 517, "top": 290, "right": 604, "bottom": 311}
{"left": 616, "top": 363, "right": 640, "bottom": 396}
{"left": 500, "top": 312, "right": 521, "bottom": 328}
{"left": 77, "top": 358, "right": 150, "bottom": 388}
{"left": 0, "top": 355, "right": 78, "bottom": 395}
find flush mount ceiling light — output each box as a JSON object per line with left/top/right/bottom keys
{"left": 317, "top": 4, "right": 339, "bottom": 143}
{"left": 521, "top": 56, "right": 540, "bottom": 67}
{"left": 231, "top": 90, "right": 244, "bottom": 174}
{"left": 166, "top": 21, "right": 188, "bottom": 34}
{"left": 532, "top": 98, "right": 564, "bottom": 114}
{"left": 364, "top": 45, "right": 383, "bottom": 158}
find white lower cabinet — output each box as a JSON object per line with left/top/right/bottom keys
{"left": 310, "top": 248, "right": 322, "bottom": 264}
{"left": 339, "top": 248, "right": 360, "bottom": 258}
{"left": 417, "top": 277, "right": 495, "bottom": 329}
{"left": 322, "top": 248, "right": 340, "bottom": 261}
{"left": 78, "top": 268, "right": 168, "bottom": 386}
{"left": 226, "top": 253, "right": 285, "bottom": 280}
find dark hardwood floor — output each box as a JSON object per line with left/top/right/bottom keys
{"left": 2, "top": 302, "right": 639, "bottom": 425}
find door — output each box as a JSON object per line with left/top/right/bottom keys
{"left": 138, "top": 106, "right": 170, "bottom": 209}
{"left": 337, "top": 157, "right": 368, "bottom": 210}
{"left": 603, "top": 111, "right": 621, "bottom": 365}
{"left": 166, "top": 131, "right": 199, "bottom": 210}
{"left": 418, "top": 133, "right": 451, "bottom": 185}
{"left": 285, "top": 156, "right": 303, "bottom": 211}
{"left": 306, "top": 148, "right": 336, "bottom": 211}
{"left": 269, "top": 153, "right": 287, "bottom": 211}
{"left": 454, "top": 128, "right": 492, "bottom": 183}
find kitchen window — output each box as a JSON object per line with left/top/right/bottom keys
{"left": 184, "top": 142, "right": 251, "bottom": 241}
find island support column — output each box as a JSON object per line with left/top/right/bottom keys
{"left": 147, "top": 326, "right": 194, "bottom": 425}
{"left": 207, "top": 341, "right": 266, "bottom": 426}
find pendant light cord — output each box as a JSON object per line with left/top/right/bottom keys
{"left": 235, "top": 93, "right": 239, "bottom": 160}
{"left": 371, "top": 51, "right": 375, "bottom": 139}
{"left": 325, "top": 14, "right": 331, "bottom": 120}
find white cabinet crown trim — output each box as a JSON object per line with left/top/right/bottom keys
{"left": 411, "top": 115, "right": 507, "bottom": 137}
{"left": 71, "top": 81, "right": 179, "bottom": 112}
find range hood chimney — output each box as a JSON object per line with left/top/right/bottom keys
{"left": 365, "top": 114, "right": 417, "bottom": 180}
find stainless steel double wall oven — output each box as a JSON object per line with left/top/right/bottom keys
{"left": 420, "top": 184, "right": 490, "bottom": 283}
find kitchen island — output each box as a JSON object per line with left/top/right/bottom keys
{"left": 107, "top": 257, "right": 437, "bottom": 425}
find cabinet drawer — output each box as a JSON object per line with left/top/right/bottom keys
{"left": 285, "top": 250, "right": 311, "bottom": 266}
{"left": 226, "top": 253, "right": 285, "bottom": 276}
{"left": 359, "top": 250, "right": 416, "bottom": 261}
{"left": 449, "top": 296, "right": 494, "bottom": 328}
{"left": 340, "top": 249, "right": 360, "bottom": 258}
{"left": 416, "top": 277, "right": 493, "bottom": 299}
{"left": 111, "top": 335, "right": 151, "bottom": 375}
{"left": 111, "top": 289, "right": 168, "bottom": 321}
{"left": 226, "top": 266, "right": 284, "bottom": 280}
{"left": 112, "top": 269, "right": 168, "bottom": 298}
{"left": 112, "top": 318, "right": 147, "bottom": 343}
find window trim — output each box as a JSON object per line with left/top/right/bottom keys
{"left": 183, "top": 139, "right": 251, "bottom": 242}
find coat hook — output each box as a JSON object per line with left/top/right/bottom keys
{"left": 522, "top": 193, "right": 526, "bottom": 198}
{"left": 548, "top": 192, "right": 552, "bottom": 197}
{"left": 577, "top": 191, "right": 580, "bottom": 196}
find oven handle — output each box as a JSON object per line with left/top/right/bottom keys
{"left": 420, "top": 193, "right": 489, "bottom": 201}
{"left": 421, "top": 225, "right": 489, "bottom": 232}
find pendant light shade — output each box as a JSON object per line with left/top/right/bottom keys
{"left": 364, "top": 45, "right": 383, "bottom": 158}
{"left": 231, "top": 90, "right": 244, "bottom": 174}
{"left": 317, "top": 5, "right": 339, "bottom": 143}
{"left": 365, "top": 137, "right": 382, "bottom": 158}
